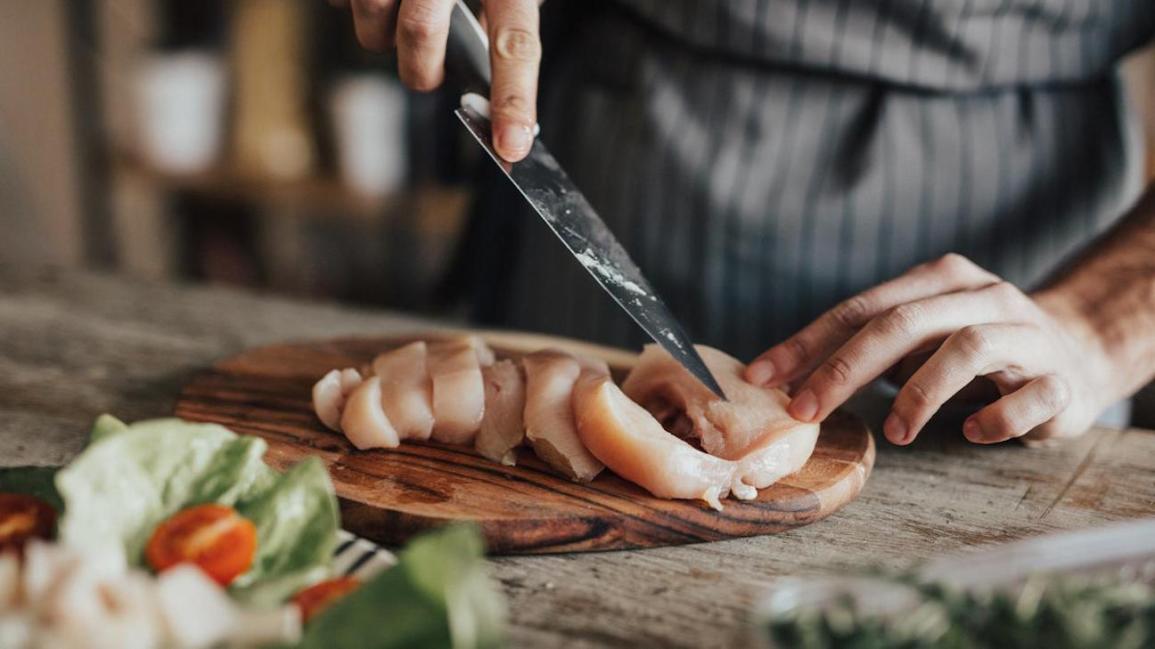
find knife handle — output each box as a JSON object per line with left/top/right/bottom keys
{"left": 446, "top": 0, "right": 491, "bottom": 94}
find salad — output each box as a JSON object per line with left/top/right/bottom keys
{"left": 0, "top": 415, "right": 506, "bottom": 649}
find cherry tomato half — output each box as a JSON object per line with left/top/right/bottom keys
{"left": 0, "top": 493, "right": 57, "bottom": 556}
{"left": 145, "top": 503, "right": 257, "bottom": 586}
{"left": 293, "top": 576, "right": 361, "bottom": 623}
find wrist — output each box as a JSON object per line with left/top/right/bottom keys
{"left": 1034, "top": 276, "right": 1155, "bottom": 404}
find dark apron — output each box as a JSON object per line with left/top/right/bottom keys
{"left": 470, "top": 0, "right": 1155, "bottom": 359}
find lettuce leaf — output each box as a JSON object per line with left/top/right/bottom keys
{"left": 300, "top": 525, "right": 506, "bottom": 649}
{"left": 0, "top": 465, "right": 63, "bottom": 511}
{"left": 53, "top": 416, "right": 338, "bottom": 605}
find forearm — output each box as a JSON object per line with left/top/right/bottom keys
{"left": 1035, "top": 182, "right": 1155, "bottom": 400}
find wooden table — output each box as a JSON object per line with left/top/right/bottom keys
{"left": 3, "top": 266, "right": 1154, "bottom": 648}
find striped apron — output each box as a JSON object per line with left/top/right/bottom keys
{"left": 473, "top": 0, "right": 1155, "bottom": 360}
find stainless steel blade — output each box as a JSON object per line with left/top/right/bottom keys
{"left": 455, "top": 105, "right": 726, "bottom": 399}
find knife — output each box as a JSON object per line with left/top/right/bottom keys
{"left": 445, "top": 0, "right": 726, "bottom": 399}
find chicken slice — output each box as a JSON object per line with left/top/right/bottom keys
{"left": 312, "top": 368, "right": 363, "bottom": 432}
{"left": 522, "top": 350, "right": 604, "bottom": 482}
{"left": 428, "top": 341, "right": 486, "bottom": 444}
{"left": 574, "top": 371, "right": 819, "bottom": 509}
{"left": 372, "top": 342, "right": 434, "bottom": 441}
{"left": 622, "top": 344, "right": 807, "bottom": 460}
{"left": 475, "top": 360, "right": 527, "bottom": 466}
{"left": 439, "top": 334, "right": 496, "bottom": 366}
{"left": 340, "top": 376, "right": 400, "bottom": 449}
{"left": 573, "top": 372, "right": 736, "bottom": 508}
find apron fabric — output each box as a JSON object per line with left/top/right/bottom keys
{"left": 474, "top": 0, "right": 1155, "bottom": 360}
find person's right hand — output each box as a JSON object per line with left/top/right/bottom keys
{"left": 332, "top": 0, "right": 541, "bottom": 162}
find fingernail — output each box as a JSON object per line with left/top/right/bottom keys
{"left": 883, "top": 413, "right": 907, "bottom": 444}
{"left": 497, "top": 124, "right": 533, "bottom": 159}
{"left": 963, "top": 418, "right": 983, "bottom": 442}
{"left": 789, "top": 389, "right": 819, "bottom": 422}
{"left": 746, "top": 360, "right": 775, "bottom": 385}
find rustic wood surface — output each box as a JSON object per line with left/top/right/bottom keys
{"left": 174, "top": 335, "right": 874, "bottom": 554}
{"left": 3, "top": 266, "right": 1155, "bottom": 648}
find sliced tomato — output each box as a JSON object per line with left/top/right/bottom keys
{"left": 0, "top": 493, "right": 57, "bottom": 556}
{"left": 293, "top": 576, "right": 361, "bottom": 623}
{"left": 145, "top": 503, "right": 257, "bottom": 586}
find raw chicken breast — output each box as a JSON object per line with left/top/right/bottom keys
{"left": 622, "top": 344, "right": 809, "bottom": 460}
{"left": 574, "top": 372, "right": 818, "bottom": 509}
{"left": 312, "top": 368, "right": 363, "bottom": 431}
{"left": 372, "top": 342, "right": 434, "bottom": 441}
{"left": 340, "top": 376, "right": 400, "bottom": 449}
{"left": 475, "top": 360, "right": 527, "bottom": 465}
{"left": 522, "top": 350, "right": 604, "bottom": 481}
{"left": 440, "top": 334, "right": 496, "bottom": 366}
{"left": 428, "top": 341, "right": 486, "bottom": 444}
{"left": 574, "top": 372, "right": 737, "bottom": 508}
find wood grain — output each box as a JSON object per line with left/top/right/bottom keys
{"left": 9, "top": 268, "right": 1155, "bottom": 648}
{"left": 174, "top": 334, "right": 875, "bottom": 554}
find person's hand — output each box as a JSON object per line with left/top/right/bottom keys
{"left": 333, "top": 0, "right": 541, "bottom": 162}
{"left": 745, "top": 254, "right": 1120, "bottom": 446}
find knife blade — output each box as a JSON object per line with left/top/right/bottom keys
{"left": 454, "top": 122, "right": 726, "bottom": 401}
{"left": 446, "top": 1, "right": 726, "bottom": 399}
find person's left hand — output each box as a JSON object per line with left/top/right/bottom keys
{"left": 744, "top": 254, "right": 1119, "bottom": 446}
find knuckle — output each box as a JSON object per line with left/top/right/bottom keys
{"left": 783, "top": 337, "right": 811, "bottom": 365}
{"left": 878, "top": 303, "right": 921, "bottom": 337}
{"left": 987, "top": 280, "right": 1022, "bottom": 306}
{"left": 931, "top": 253, "right": 973, "bottom": 278}
{"left": 830, "top": 295, "right": 872, "bottom": 330}
{"left": 493, "top": 27, "right": 541, "bottom": 63}
{"left": 953, "top": 325, "right": 992, "bottom": 362}
{"left": 491, "top": 92, "right": 534, "bottom": 120}
{"left": 1036, "top": 375, "right": 1072, "bottom": 413}
{"left": 821, "top": 355, "right": 854, "bottom": 387}
{"left": 398, "top": 9, "right": 441, "bottom": 43}
{"left": 902, "top": 380, "right": 936, "bottom": 410}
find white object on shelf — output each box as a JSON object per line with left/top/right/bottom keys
{"left": 329, "top": 75, "right": 408, "bottom": 197}
{"left": 134, "top": 51, "right": 226, "bottom": 174}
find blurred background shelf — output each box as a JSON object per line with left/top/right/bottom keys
{"left": 113, "top": 150, "right": 468, "bottom": 225}
{"left": 0, "top": 0, "right": 482, "bottom": 314}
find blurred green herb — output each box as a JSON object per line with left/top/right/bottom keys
{"left": 765, "top": 572, "right": 1155, "bottom": 649}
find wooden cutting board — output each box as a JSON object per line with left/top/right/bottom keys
{"left": 175, "top": 331, "right": 874, "bottom": 554}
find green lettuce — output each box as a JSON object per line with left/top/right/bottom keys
{"left": 0, "top": 465, "right": 62, "bottom": 512}
{"left": 54, "top": 415, "right": 338, "bottom": 605}
{"left": 300, "top": 524, "right": 506, "bottom": 649}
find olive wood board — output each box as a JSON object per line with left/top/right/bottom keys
{"left": 175, "top": 331, "right": 875, "bottom": 554}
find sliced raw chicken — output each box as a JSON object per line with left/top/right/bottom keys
{"left": 340, "top": 376, "right": 400, "bottom": 449}
{"left": 428, "top": 341, "right": 486, "bottom": 444}
{"left": 522, "top": 350, "right": 605, "bottom": 481}
{"left": 622, "top": 344, "right": 808, "bottom": 460}
{"left": 439, "top": 334, "right": 496, "bottom": 366}
{"left": 574, "top": 372, "right": 818, "bottom": 509}
{"left": 312, "top": 368, "right": 363, "bottom": 432}
{"left": 372, "top": 342, "right": 434, "bottom": 441}
{"left": 475, "top": 360, "right": 527, "bottom": 465}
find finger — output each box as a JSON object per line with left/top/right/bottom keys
{"left": 485, "top": 0, "right": 541, "bottom": 161}
{"left": 786, "top": 281, "right": 1024, "bottom": 423}
{"left": 884, "top": 323, "right": 1045, "bottom": 445}
{"left": 963, "top": 374, "right": 1071, "bottom": 444}
{"left": 747, "top": 254, "right": 1000, "bottom": 387}
{"left": 396, "top": 0, "right": 455, "bottom": 91}
{"left": 350, "top": 0, "right": 398, "bottom": 51}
